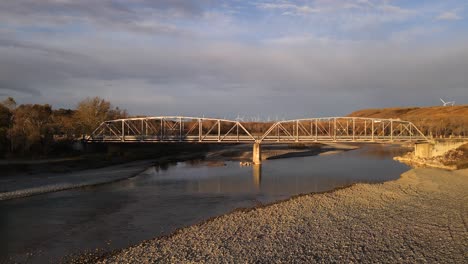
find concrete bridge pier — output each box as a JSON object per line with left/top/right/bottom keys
{"left": 253, "top": 143, "right": 262, "bottom": 165}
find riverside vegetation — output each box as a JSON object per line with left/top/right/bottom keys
{"left": 0, "top": 96, "right": 127, "bottom": 159}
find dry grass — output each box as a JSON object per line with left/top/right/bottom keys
{"left": 348, "top": 105, "right": 468, "bottom": 137}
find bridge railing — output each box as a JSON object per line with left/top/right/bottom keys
{"left": 88, "top": 116, "right": 428, "bottom": 143}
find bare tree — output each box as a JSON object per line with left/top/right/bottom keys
{"left": 9, "top": 104, "right": 53, "bottom": 155}
{"left": 1, "top": 97, "right": 16, "bottom": 111}
{"left": 74, "top": 97, "right": 127, "bottom": 136}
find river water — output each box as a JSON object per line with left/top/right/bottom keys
{"left": 0, "top": 145, "right": 409, "bottom": 263}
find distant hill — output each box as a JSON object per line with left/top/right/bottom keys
{"left": 347, "top": 105, "right": 468, "bottom": 137}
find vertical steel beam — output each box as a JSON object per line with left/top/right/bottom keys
{"left": 346, "top": 119, "right": 349, "bottom": 136}
{"left": 310, "top": 121, "right": 313, "bottom": 139}
{"left": 145, "top": 119, "right": 148, "bottom": 136}
{"left": 364, "top": 120, "right": 367, "bottom": 138}
{"left": 296, "top": 120, "right": 299, "bottom": 142}
{"left": 390, "top": 120, "right": 393, "bottom": 142}
{"left": 315, "top": 119, "right": 318, "bottom": 141}
{"left": 160, "top": 118, "right": 164, "bottom": 140}
{"left": 198, "top": 119, "right": 202, "bottom": 142}
{"left": 121, "top": 120, "right": 125, "bottom": 142}
{"left": 333, "top": 118, "right": 336, "bottom": 141}
{"left": 237, "top": 123, "right": 239, "bottom": 142}
{"left": 410, "top": 124, "right": 413, "bottom": 140}
{"left": 218, "top": 120, "right": 221, "bottom": 142}
{"left": 277, "top": 124, "right": 280, "bottom": 142}
{"left": 179, "top": 117, "right": 182, "bottom": 142}
{"left": 352, "top": 118, "right": 355, "bottom": 141}
{"left": 382, "top": 121, "right": 384, "bottom": 138}
{"left": 371, "top": 120, "right": 374, "bottom": 141}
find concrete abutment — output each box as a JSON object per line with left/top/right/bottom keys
{"left": 414, "top": 139, "right": 467, "bottom": 158}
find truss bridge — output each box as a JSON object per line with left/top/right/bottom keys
{"left": 88, "top": 116, "right": 428, "bottom": 164}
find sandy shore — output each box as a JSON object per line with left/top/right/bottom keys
{"left": 97, "top": 167, "right": 468, "bottom": 263}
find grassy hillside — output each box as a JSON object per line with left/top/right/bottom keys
{"left": 347, "top": 105, "right": 468, "bottom": 137}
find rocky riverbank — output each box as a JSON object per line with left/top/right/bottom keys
{"left": 95, "top": 167, "right": 468, "bottom": 263}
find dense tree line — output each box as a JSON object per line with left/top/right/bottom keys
{"left": 411, "top": 118, "right": 468, "bottom": 138}
{"left": 0, "top": 97, "right": 127, "bottom": 158}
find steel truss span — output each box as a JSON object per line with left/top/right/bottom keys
{"left": 87, "top": 116, "right": 428, "bottom": 143}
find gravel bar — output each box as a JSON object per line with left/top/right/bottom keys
{"left": 0, "top": 160, "right": 154, "bottom": 201}
{"left": 97, "top": 167, "right": 468, "bottom": 263}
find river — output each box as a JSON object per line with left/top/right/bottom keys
{"left": 0, "top": 144, "right": 409, "bottom": 263}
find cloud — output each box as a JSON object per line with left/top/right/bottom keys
{"left": 256, "top": 2, "right": 320, "bottom": 15}
{"left": 436, "top": 11, "right": 462, "bottom": 21}
{"left": 0, "top": 0, "right": 209, "bottom": 18}
{"left": 389, "top": 26, "right": 443, "bottom": 43}
{"left": 0, "top": 0, "right": 216, "bottom": 36}
{"left": 255, "top": 1, "right": 416, "bottom": 32}
{"left": 377, "top": 4, "right": 411, "bottom": 15}
{"left": 0, "top": 80, "right": 41, "bottom": 96}
{"left": 1, "top": 31, "right": 467, "bottom": 116}
{"left": 0, "top": 0, "right": 467, "bottom": 116}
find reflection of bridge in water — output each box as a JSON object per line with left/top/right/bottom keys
{"left": 88, "top": 116, "right": 428, "bottom": 164}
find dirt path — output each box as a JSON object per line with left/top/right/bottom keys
{"left": 97, "top": 168, "right": 468, "bottom": 263}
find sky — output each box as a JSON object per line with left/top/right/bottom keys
{"left": 0, "top": 0, "right": 467, "bottom": 119}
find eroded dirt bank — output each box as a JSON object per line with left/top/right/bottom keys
{"left": 97, "top": 167, "right": 468, "bottom": 263}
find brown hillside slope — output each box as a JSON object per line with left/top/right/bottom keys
{"left": 347, "top": 105, "right": 468, "bottom": 137}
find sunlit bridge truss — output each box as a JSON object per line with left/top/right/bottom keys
{"left": 88, "top": 116, "right": 428, "bottom": 143}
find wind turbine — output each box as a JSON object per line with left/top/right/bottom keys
{"left": 440, "top": 98, "right": 455, "bottom": 106}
